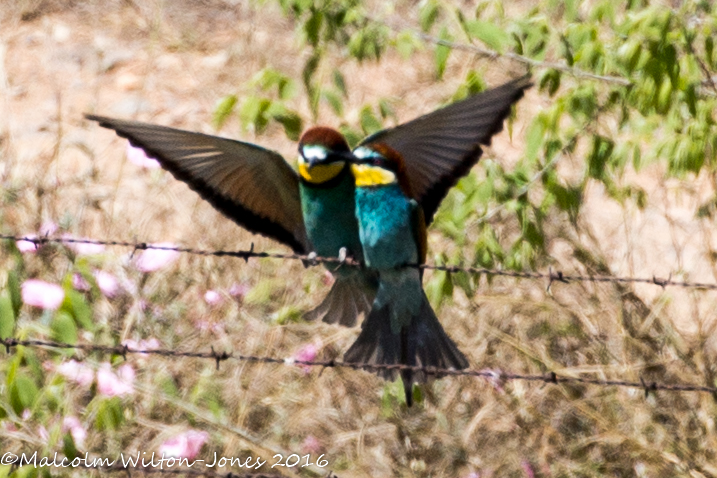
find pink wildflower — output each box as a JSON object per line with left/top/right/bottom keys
{"left": 203, "top": 290, "right": 223, "bottom": 306}
{"left": 301, "top": 435, "right": 321, "bottom": 454}
{"left": 126, "top": 143, "right": 160, "bottom": 169}
{"left": 63, "top": 416, "right": 87, "bottom": 448}
{"left": 521, "top": 460, "right": 535, "bottom": 478}
{"left": 194, "top": 319, "right": 225, "bottom": 335}
{"left": 135, "top": 243, "right": 180, "bottom": 272}
{"left": 159, "top": 430, "right": 209, "bottom": 460}
{"left": 96, "top": 363, "right": 134, "bottom": 397}
{"left": 228, "top": 283, "right": 250, "bottom": 300}
{"left": 22, "top": 280, "right": 65, "bottom": 310}
{"left": 40, "top": 221, "right": 58, "bottom": 236}
{"left": 16, "top": 235, "right": 39, "bottom": 253}
{"left": 94, "top": 270, "right": 119, "bottom": 297}
{"left": 57, "top": 360, "right": 95, "bottom": 387}
{"left": 294, "top": 342, "right": 320, "bottom": 374}
{"left": 73, "top": 273, "right": 90, "bottom": 291}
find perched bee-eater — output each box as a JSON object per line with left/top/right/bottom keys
{"left": 337, "top": 75, "right": 533, "bottom": 405}
{"left": 85, "top": 74, "right": 530, "bottom": 331}
{"left": 85, "top": 115, "right": 374, "bottom": 326}
{"left": 345, "top": 144, "right": 469, "bottom": 406}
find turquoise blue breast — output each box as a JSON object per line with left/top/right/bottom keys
{"left": 354, "top": 183, "right": 418, "bottom": 269}
{"left": 299, "top": 170, "right": 365, "bottom": 265}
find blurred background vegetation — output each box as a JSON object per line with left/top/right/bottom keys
{"left": 1, "top": 0, "right": 717, "bottom": 476}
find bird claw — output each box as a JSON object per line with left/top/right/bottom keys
{"left": 333, "top": 247, "right": 348, "bottom": 272}
{"left": 307, "top": 251, "right": 318, "bottom": 266}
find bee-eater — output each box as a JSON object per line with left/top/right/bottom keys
{"left": 85, "top": 115, "right": 375, "bottom": 326}
{"left": 337, "top": 75, "right": 533, "bottom": 405}
{"left": 345, "top": 144, "right": 469, "bottom": 406}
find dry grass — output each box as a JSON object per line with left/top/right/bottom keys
{"left": 2, "top": 1, "right": 717, "bottom": 477}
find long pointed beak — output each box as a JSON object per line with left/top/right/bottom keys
{"left": 306, "top": 156, "right": 321, "bottom": 170}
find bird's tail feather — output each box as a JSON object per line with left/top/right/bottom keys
{"left": 344, "top": 291, "right": 468, "bottom": 405}
{"left": 303, "top": 273, "right": 376, "bottom": 327}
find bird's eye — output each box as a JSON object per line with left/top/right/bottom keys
{"left": 373, "top": 158, "right": 382, "bottom": 166}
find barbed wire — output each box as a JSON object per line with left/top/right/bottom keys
{"left": 3, "top": 337, "right": 716, "bottom": 396}
{"left": 3, "top": 234, "right": 717, "bottom": 291}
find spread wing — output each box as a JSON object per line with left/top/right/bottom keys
{"left": 86, "top": 114, "right": 310, "bottom": 253}
{"left": 360, "top": 75, "right": 532, "bottom": 224}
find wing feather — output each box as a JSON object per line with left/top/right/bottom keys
{"left": 86, "top": 115, "right": 309, "bottom": 253}
{"left": 360, "top": 75, "right": 532, "bottom": 223}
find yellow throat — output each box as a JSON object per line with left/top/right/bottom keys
{"left": 298, "top": 161, "right": 345, "bottom": 184}
{"left": 351, "top": 164, "right": 397, "bottom": 187}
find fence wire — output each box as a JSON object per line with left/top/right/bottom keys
{"left": 3, "top": 337, "right": 716, "bottom": 396}
{"left": 3, "top": 234, "right": 717, "bottom": 291}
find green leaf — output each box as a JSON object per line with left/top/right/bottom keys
{"left": 454, "top": 69, "right": 486, "bottom": 101}
{"left": 9, "top": 374, "right": 38, "bottom": 415}
{"left": 322, "top": 90, "right": 344, "bottom": 116}
{"left": 425, "top": 254, "right": 454, "bottom": 307}
{"left": 359, "top": 106, "right": 383, "bottom": 136}
{"left": 395, "top": 30, "right": 421, "bottom": 59}
{"left": 51, "top": 311, "right": 78, "bottom": 344}
{"left": 419, "top": 0, "right": 440, "bottom": 32}
{"left": 464, "top": 20, "right": 510, "bottom": 53}
{"left": 588, "top": 135, "right": 615, "bottom": 180}
{"left": 8, "top": 270, "right": 21, "bottom": 317}
{"left": 0, "top": 292, "right": 16, "bottom": 339}
{"left": 239, "top": 96, "right": 272, "bottom": 133}
{"left": 212, "top": 95, "right": 237, "bottom": 131}
{"left": 332, "top": 69, "right": 347, "bottom": 97}
{"left": 338, "top": 124, "right": 363, "bottom": 149}
{"left": 538, "top": 69, "right": 561, "bottom": 97}
{"left": 435, "top": 27, "right": 451, "bottom": 80}
{"left": 453, "top": 271, "right": 474, "bottom": 297}
{"left": 524, "top": 118, "right": 545, "bottom": 163}
{"left": 302, "top": 54, "right": 321, "bottom": 117}
{"left": 272, "top": 110, "right": 304, "bottom": 141}
{"left": 378, "top": 99, "right": 395, "bottom": 121}
{"left": 95, "top": 397, "right": 124, "bottom": 431}
{"left": 63, "top": 432, "right": 80, "bottom": 460}
{"left": 61, "top": 289, "right": 94, "bottom": 331}
{"left": 273, "top": 306, "right": 302, "bottom": 325}
{"left": 304, "top": 9, "right": 323, "bottom": 47}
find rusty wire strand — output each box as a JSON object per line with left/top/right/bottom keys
{"left": 2, "top": 234, "right": 717, "bottom": 291}
{"left": 3, "top": 338, "right": 716, "bottom": 395}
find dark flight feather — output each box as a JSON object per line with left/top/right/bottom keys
{"left": 360, "top": 75, "right": 532, "bottom": 223}
{"left": 85, "top": 115, "right": 309, "bottom": 253}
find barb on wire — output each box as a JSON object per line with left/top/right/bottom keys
{"left": 3, "top": 234, "right": 717, "bottom": 291}
{"left": 3, "top": 337, "right": 716, "bottom": 395}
